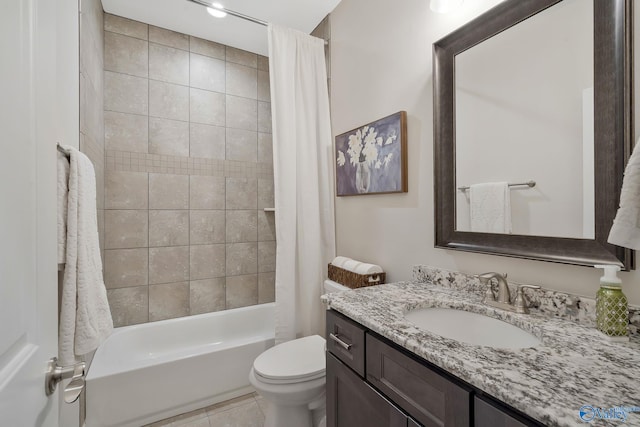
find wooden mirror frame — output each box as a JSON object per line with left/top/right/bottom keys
{"left": 433, "top": 0, "right": 634, "bottom": 269}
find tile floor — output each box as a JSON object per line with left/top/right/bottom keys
{"left": 144, "top": 393, "right": 267, "bottom": 427}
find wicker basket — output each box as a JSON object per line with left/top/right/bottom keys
{"left": 327, "top": 263, "right": 386, "bottom": 289}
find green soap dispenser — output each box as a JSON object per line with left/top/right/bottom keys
{"left": 594, "top": 264, "right": 629, "bottom": 341}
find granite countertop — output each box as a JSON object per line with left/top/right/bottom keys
{"left": 322, "top": 279, "right": 640, "bottom": 427}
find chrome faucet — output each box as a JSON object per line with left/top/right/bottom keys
{"left": 476, "top": 272, "right": 540, "bottom": 314}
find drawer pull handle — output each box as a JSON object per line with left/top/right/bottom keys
{"left": 330, "top": 333, "right": 352, "bottom": 351}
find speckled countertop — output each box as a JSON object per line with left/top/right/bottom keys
{"left": 322, "top": 267, "right": 640, "bottom": 427}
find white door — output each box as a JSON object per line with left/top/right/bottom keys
{"left": 0, "top": 0, "right": 61, "bottom": 424}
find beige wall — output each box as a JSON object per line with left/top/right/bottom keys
{"left": 330, "top": 0, "right": 640, "bottom": 304}
{"left": 102, "top": 15, "right": 275, "bottom": 326}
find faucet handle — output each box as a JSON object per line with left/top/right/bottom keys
{"left": 514, "top": 285, "right": 540, "bottom": 314}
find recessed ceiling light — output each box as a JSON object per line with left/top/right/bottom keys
{"left": 430, "top": 0, "right": 464, "bottom": 13}
{"left": 207, "top": 2, "right": 227, "bottom": 18}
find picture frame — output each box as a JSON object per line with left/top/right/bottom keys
{"left": 335, "top": 111, "right": 408, "bottom": 196}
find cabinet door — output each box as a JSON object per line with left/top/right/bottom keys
{"left": 327, "top": 352, "right": 408, "bottom": 427}
{"left": 475, "top": 396, "right": 541, "bottom": 427}
{"left": 326, "top": 310, "right": 366, "bottom": 376}
{"left": 366, "top": 334, "right": 470, "bottom": 427}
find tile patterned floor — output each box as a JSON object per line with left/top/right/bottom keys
{"left": 144, "top": 393, "right": 267, "bottom": 427}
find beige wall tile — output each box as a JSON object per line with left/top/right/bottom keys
{"left": 257, "top": 178, "right": 274, "bottom": 209}
{"left": 258, "top": 272, "right": 275, "bottom": 304}
{"left": 149, "top": 43, "right": 189, "bottom": 85}
{"left": 190, "top": 53, "right": 225, "bottom": 93}
{"left": 226, "top": 95, "right": 257, "bottom": 131}
{"left": 104, "top": 71, "right": 148, "bottom": 115}
{"left": 105, "top": 210, "right": 148, "bottom": 249}
{"left": 190, "top": 176, "right": 226, "bottom": 209}
{"left": 226, "top": 210, "right": 257, "bottom": 243}
{"left": 149, "top": 80, "right": 189, "bottom": 121}
{"left": 190, "top": 210, "right": 225, "bottom": 245}
{"left": 149, "top": 282, "right": 190, "bottom": 321}
{"left": 149, "top": 246, "right": 190, "bottom": 284}
{"left": 190, "top": 278, "right": 226, "bottom": 315}
{"left": 107, "top": 286, "right": 149, "bottom": 327}
{"left": 257, "top": 55, "right": 269, "bottom": 72}
{"left": 106, "top": 171, "right": 148, "bottom": 209}
{"left": 149, "top": 25, "right": 189, "bottom": 50}
{"left": 104, "top": 248, "right": 148, "bottom": 288}
{"left": 149, "top": 210, "right": 189, "bottom": 247}
{"left": 149, "top": 174, "right": 189, "bottom": 209}
{"left": 104, "top": 14, "right": 148, "bottom": 40}
{"left": 149, "top": 117, "right": 189, "bottom": 156}
{"left": 257, "top": 211, "right": 276, "bottom": 242}
{"left": 226, "top": 242, "right": 257, "bottom": 276}
{"left": 225, "top": 46, "right": 257, "bottom": 68}
{"left": 226, "top": 129, "right": 257, "bottom": 162}
{"left": 81, "top": 75, "right": 104, "bottom": 141}
{"left": 226, "top": 178, "right": 257, "bottom": 210}
{"left": 226, "top": 63, "right": 257, "bottom": 99}
{"left": 257, "top": 101, "right": 272, "bottom": 133}
{"left": 190, "top": 244, "right": 226, "bottom": 280}
{"left": 190, "top": 123, "right": 225, "bottom": 159}
{"left": 104, "top": 31, "right": 148, "bottom": 77}
{"left": 257, "top": 132, "right": 273, "bottom": 164}
{"left": 257, "top": 70, "right": 270, "bottom": 102}
{"left": 226, "top": 274, "right": 258, "bottom": 309}
{"left": 190, "top": 36, "right": 225, "bottom": 60}
{"left": 105, "top": 111, "right": 148, "bottom": 152}
{"left": 258, "top": 241, "right": 276, "bottom": 273}
{"left": 190, "top": 88, "right": 225, "bottom": 126}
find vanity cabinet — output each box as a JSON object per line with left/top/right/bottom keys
{"left": 326, "top": 310, "right": 543, "bottom": 427}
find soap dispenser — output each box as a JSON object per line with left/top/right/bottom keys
{"left": 594, "top": 264, "right": 629, "bottom": 341}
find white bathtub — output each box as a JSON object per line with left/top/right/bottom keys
{"left": 86, "top": 303, "right": 275, "bottom": 427}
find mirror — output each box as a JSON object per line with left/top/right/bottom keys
{"left": 434, "top": 0, "right": 633, "bottom": 268}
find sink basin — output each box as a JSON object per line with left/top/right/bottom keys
{"left": 404, "top": 308, "right": 541, "bottom": 349}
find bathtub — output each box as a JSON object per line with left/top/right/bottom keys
{"left": 85, "top": 303, "right": 275, "bottom": 427}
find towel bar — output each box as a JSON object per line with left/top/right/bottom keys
{"left": 458, "top": 180, "right": 536, "bottom": 192}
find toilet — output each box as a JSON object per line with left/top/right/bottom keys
{"left": 249, "top": 279, "right": 349, "bottom": 427}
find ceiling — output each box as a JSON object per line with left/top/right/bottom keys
{"left": 101, "top": 0, "right": 341, "bottom": 56}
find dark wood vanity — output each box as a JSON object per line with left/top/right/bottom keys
{"left": 326, "top": 309, "right": 543, "bottom": 427}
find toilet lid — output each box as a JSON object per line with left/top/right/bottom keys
{"left": 254, "top": 335, "right": 326, "bottom": 382}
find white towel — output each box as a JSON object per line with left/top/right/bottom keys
{"left": 330, "top": 256, "right": 353, "bottom": 268}
{"left": 57, "top": 151, "right": 70, "bottom": 265}
{"left": 470, "top": 182, "right": 512, "bottom": 233}
{"left": 59, "top": 145, "right": 113, "bottom": 365}
{"left": 608, "top": 140, "right": 640, "bottom": 249}
{"left": 353, "top": 262, "right": 383, "bottom": 275}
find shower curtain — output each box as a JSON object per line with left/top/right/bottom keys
{"left": 267, "top": 24, "right": 336, "bottom": 343}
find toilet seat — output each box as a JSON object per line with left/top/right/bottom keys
{"left": 253, "top": 335, "right": 326, "bottom": 385}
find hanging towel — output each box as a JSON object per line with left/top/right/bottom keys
{"left": 59, "top": 145, "right": 113, "bottom": 365}
{"left": 57, "top": 151, "right": 70, "bottom": 265}
{"left": 470, "top": 182, "right": 512, "bottom": 233}
{"left": 608, "top": 140, "right": 640, "bottom": 249}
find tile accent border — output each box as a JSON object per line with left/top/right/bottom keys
{"left": 106, "top": 150, "right": 273, "bottom": 179}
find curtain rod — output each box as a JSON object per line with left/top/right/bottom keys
{"left": 185, "top": 0, "right": 329, "bottom": 45}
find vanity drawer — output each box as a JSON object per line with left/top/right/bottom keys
{"left": 366, "top": 334, "right": 471, "bottom": 427}
{"left": 326, "top": 310, "right": 366, "bottom": 377}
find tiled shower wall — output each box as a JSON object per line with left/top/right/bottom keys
{"left": 102, "top": 14, "right": 276, "bottom": 327}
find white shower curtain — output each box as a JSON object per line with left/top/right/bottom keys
{"left": 268, "top": 24, "right": 336, "bottom": 343}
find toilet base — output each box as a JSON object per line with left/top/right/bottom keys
{"left": 264, "top": 402, "right": 312, "bottom": 427}
{"left": 263, "top": 401, "right": 326, "bottom": 427}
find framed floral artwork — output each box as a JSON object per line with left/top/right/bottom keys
{"left": 335, "top": 111, "right": 408, "bottom": 196}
